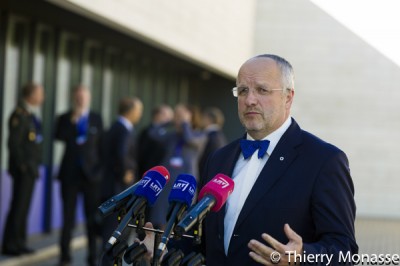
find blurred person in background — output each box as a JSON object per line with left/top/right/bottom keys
{"left": 1, "top": 82, "right": 44, "bottom": 256}
{"left": 101, "top": 97, "right": 143, "bottom": 247}
{"left": 137, "top": 104, "right": 174, "bottom": 177}
{"left": 198, "top": 107, "right": 227, "bottom": 180}
{"left": 55, "top": 85, "right": 103, "bottom": 266}
{"left": 149, "top": 103, "right": 206, "bottom": 229}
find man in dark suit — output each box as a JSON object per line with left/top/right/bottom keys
{"left": 2, "top": 83, "right": 44, "bottom": 256}
{"left": 199, "top": 107, "right": 227, "bottom": 179}
{"left": 201, "top": 54, "right": 358, "bottom": 266}
{"left": 55, "top": 85, "right": 103, "bottom": 266}
{"left": 101, "top": 97, "right": 143, "bottom": 246}
{"left": 137, "top": 104, "right": 173, "bottom": 177}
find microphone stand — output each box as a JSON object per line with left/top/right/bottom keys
{"left": 104, "top": 222, "right": 196, "bottom": 265}
{"left": 152, "top": 231, "right": 162, "bottom": 266}
{"left": 112, "top": 206, "right": 132, "bottom": 266}
{"left": 125, "top": 224, "right": 195, "bottom": 265}
{"left": 105, "top": 201, "right": 147, "bottom": 265}
{"left": 110, "top": 207, "right": 129, "bottom": 266}
{"left": 193, "top": 217, "right": 204, "bottom": 245}
{"left": 127, "top": 224, "right": 195, "bottom": 239}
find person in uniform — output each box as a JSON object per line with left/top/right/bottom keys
{"left": 55, "top": 85, "right": 103, "bottom": 266}
{"left": 1, "top": 82, "right": 44, "bottom": 256}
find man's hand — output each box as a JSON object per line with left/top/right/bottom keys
{"left": 248, "top": 224, "right": 303, "bottom": 265}
{"left": 134, "top": 222, "right": 156, "bottom": 261}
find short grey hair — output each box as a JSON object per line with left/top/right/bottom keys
{"left": 255, "top": 54, "right": 295, "bottom": 91}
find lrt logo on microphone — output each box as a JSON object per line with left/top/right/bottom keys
{"left": 149, "top": 181, "right": 163, "bottom": 196}
{"left": 140, "top": 177, "right": 163, "bottom": 196}
{"left": 140, "top": 176, "right": 152, "bottom": 187}
{"left": 173, "top": 180, "right": 195, "bottom": 195}
{"left": 212, "top": 176, "right": 229, "bottom": 188}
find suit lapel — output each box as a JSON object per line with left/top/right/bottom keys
{"left": 233, "top": 119, "right": 303, "bottom": 232}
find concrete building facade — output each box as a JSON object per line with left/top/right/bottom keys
{"left": 254, "top": 0, "right": 400, "bottom": 218}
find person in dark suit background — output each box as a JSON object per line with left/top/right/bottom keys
{"left": 1, "top": 83, "right": 44, "bottom": 256}
{"left": 201, "top": 54, "right": 358, "bottom": 266}
{"left": 198, "top": 107, "right": 227, "bottom": 180}
{"left": 148, "top": 104, "right": 206, "bottom": 229}
{"left": 55, "top": 85, "right": 103, "bottom": 266}
{"left": 101, "top": 97, "right": 143, "bottom": 246}
{"left": 137, "top": 104, "right": 174, "bottom": 177}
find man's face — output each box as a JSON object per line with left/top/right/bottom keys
{"left": 74, "top": 87, "right": 91, "bottom": 109}
{"left": 161, "top": 107, "right": 174, "bottom": 124}
{"left": 29, "top": 85, "right": 45, "bottom": 106}
{"left": 129, "top": 100, "right": 143, "bottom": 124}
{"left": 237, "top": 57, "right": 294, "bottom": 139}
{"left": 174, "top": 105, "right": 191, "bottom": 127}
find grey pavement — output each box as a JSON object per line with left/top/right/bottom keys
{"left": 1, "top": 218, "right": 399, "bottom": 266}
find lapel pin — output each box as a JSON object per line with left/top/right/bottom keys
{"left": 280, "top": 157, "right": 284, "bottom": 161}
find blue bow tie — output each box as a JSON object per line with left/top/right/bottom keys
{"left": 240, "top": 139, "right": 270, "bottom": 159}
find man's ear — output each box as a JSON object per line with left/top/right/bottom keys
{"left": 285, "top": 89, "right": 294, "bottom": 109}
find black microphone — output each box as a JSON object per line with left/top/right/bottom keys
{"left": 105, "top": 168, "right": 170, "bottom": 252}
{"left": 174, "top": 174, "right": 234, "bottom": 237}
{"left": 98, "top": 166, "right": 170, "bottom": 217}
{"left": 161, "top": 248, "right": 184, "bottom": 266}
{"left": 181, "top": 252, "right": 205, "bottom": 266}
{"left": 123, "top": 242, "right": 148, "bottom": 264}
{"left": 154, "top": 174, "right": 197, "bottom": 264}
{"left": 98, "top": 182, "right": 140, "bottom": 217}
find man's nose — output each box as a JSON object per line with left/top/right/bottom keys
{"left": 244, "top": 89, "right": 258, "bottom": 106}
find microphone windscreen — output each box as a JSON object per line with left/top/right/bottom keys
{"left": 168, "top": 174, "right": 197, "bottom": 206}
{"left": 145, "top": 165, "right": 170, "bottom": 182}
{"left": 134, "top": 169, "right": 169, "bottom": 205}
{"left": 198, "top": 174, "right": 234, "bottom": 212}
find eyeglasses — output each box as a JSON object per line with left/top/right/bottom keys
{"left": 232, "top": 87, "right": 288, "bottom": 97}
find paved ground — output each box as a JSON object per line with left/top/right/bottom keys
{"left": 1, "top": 218, "right": 399, "bottom": 266}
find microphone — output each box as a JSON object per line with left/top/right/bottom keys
{"left": 180, "top": 252, "right": 206, "bottom": 266}
{"left": 98, "top": 166, "right": 170, "bottom": 217}
{"left": 123, "top": 242, "right": 148, "bottom": 264}
{"left": 154, "top": 174, "right": 197, "bottom": 263}
{"left": 161, "top": 248, "right": 184, "bottom": 266}
{"left": 174, "top": 174, "right": 234, "bottom": 237}
{"left": 105, "top": 168, "right": 170, "bottom": 252}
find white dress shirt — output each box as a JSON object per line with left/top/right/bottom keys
{"left": 24, "top": 101, "right": 42, "bottom": 119}
{"left": 224, "top": 116, "right": 292, "bottom": 254}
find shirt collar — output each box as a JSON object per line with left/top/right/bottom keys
{"left": 23, "top": 101, "right": 41, "bottom": 118}
{"left": 246, "top": 116, "right": 292, "bottom": 156}
{"left": 204, "top": 124, "right": 220, "bottom": 132}
{"left": 118, "top": 116, "right": 134, "bottom": 132}
{"left": 81, "top": 109, "right": 89, "bottom": 117}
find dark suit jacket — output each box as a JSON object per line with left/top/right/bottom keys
{"left": 8, "top": 102, "right": 43, "bottom": 179}
{"left": 199, "top": 128, "right": 226, "bottom": 179}
{"left": 101, "top": 120, "right": 137, "bottom": 199}
{"left": 137, "top": 123, "right": 170, "bottom": 177}
{"left": 202, "top": 118, "right": 357, "bottom": 266}
{"left": 55, "top": 111, "right": 103, "bottom": 184}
